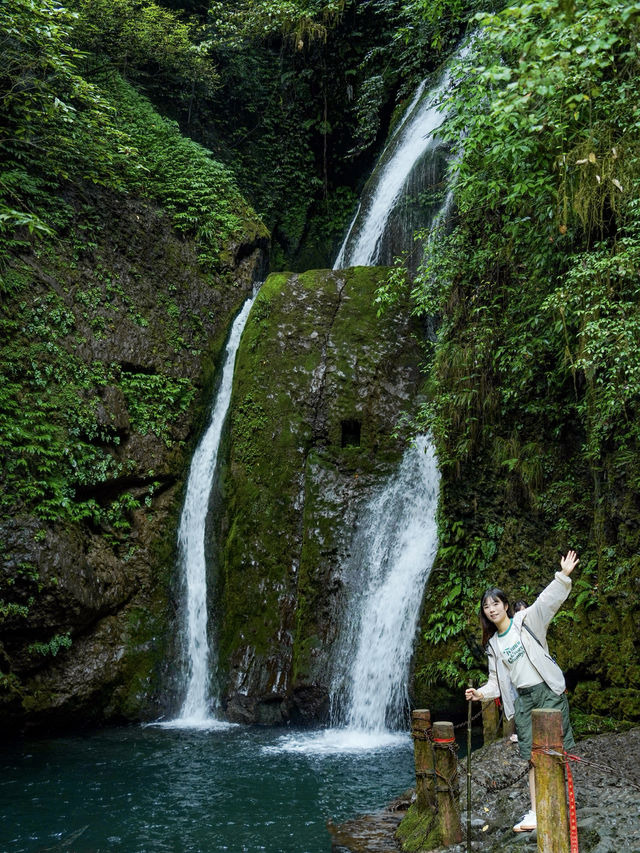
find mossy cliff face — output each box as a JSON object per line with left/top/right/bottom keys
{"left": 215, "top": 267, "right": 424, "bottom": 724}
{"left": 0, "top": 189, "right": 267, "bottom": 732}
{"left": 402, "top": 444, "right": 640, "bottom": 850}
{"left": 411, "top": 414, "right": 640, "bottom": 725}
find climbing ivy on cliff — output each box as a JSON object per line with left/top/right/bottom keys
{"left": 402, "top": 0, "right": 640, "bottom": 720}
{"left": 415, "top": 0, "right": 640, "bottom": 461}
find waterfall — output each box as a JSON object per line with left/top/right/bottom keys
{"left": 319, "top": 58, "right": 466, "bottom": 743}
{"left": 333, "top": 68, "right": 452, "bottom": 270}
{"left": 332, "top": 437, "right": 440, "bottom": 732}
{"left": 270, "top": 54, "right": 461, "bottom": 753}
{"left": 171, "top": 295, "right": 256, "bottom": 726}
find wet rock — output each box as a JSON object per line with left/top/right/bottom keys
{"left": 331, "top": 728, "right": 640, "bottom": 852}
{"left": 217, "top": 267, "right": 424, "bottom": 724}
{"left": 329, "top": 792, "right": 412, "bottom": 853}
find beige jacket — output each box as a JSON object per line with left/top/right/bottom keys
{"left": 478, "top": 571, "right": 572, "bottom": 720}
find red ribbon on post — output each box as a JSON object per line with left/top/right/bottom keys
{"left": 564, "top": 752, "right": 579, "bottom": 853}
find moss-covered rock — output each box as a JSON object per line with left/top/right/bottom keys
{"left": 0, "top": 186, "right": 267, "bottom": 732}
{"left": 215, "top": 266, "right": 425, "bottom": 723}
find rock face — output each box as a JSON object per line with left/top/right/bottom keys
{"left": 0, "top": 189, "right": 267, "bottom": 732}
{"left": 214, "top": 266, "right": 425, "bottom": 724}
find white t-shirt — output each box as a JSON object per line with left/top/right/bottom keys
{"left": 495, "top": 619, "right": 543, "bottom": 689}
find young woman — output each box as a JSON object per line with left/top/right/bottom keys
{"left": 465, "top": 550, "right": 578, "bottom": 832}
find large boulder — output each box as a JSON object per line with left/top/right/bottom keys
{"left": 214, "top": 266, "right": 425, "bottom": 724}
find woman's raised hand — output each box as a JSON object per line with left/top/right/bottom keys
{"left": 560, "top": 549, "right": 579, "bottom": 576}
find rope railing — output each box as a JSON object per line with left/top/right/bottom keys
{"left": 534, "top": 746, "right": 640, "bottom": 792}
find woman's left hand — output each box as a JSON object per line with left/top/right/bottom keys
{"left": 560, "top": 549, "right": 579, "bottom": 575}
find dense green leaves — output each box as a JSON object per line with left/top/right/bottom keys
{"left": 392, "top": 0, "right": 640, "bottom": 696}
{"left": 208, "top": 0, "right": 346, "bottom": 48}
{"left": 411, "top": 0, "right": 640, "bottom": 462}
{"left": 71, "top": 0, "right": 217, "bottom": 89}
{"left": 0, "top": 0, "right": 120, "bottom": 237}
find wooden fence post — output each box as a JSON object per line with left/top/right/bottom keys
{"left": 432, "top": 721, "right": 462, "bottom": 845}
{"left": 482, "top": 699, "right": 501, "bottom": 744}
{"left": 532, "top": 708, "right": 570, "bottom": 853}
{"left": 411, "top": 709, "right": 436, "bottom": 814}
{"left": 503, "top": 717, "right": 516, "bottom": 739}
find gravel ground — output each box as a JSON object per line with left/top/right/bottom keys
{"left": 329, "top": 727, "right": 640, "bottom": 853}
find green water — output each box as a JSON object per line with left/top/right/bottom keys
{"left": 1, "top": 724, "right": 415, "bottom": 853}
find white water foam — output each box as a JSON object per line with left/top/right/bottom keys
{"left": 265, "top": 728, "right": 409, "bottom": 756}
{"left": 171, "top": 295, "right": 256, "bottom": 726}
{"left": 146, "top": 717, "right": 237, "bottom": 732}
{"left": 332, "top": 436, "right": 440, "bottom": 734}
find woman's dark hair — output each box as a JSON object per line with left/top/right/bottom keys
{"left": 479, "top": 587, "right": 513, "bottom": 645}
{"left": 513, "top": 599, "right": 528, "bottom": 613}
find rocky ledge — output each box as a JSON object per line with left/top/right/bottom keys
{"left": 329, "top": 727, "right": 640, "bottom": 853}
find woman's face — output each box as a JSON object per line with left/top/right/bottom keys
{"left": 482, "top": 595, "right": 508, "bottom": 624}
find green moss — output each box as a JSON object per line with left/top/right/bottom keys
{"left": 395, "top": 803, "right": 441, "bottom": 852}
{"left": 114, "top": 605, "right": 165, "bottom": 719}
{"left": 215, "top": 266, "right": 424, "bottom": 708}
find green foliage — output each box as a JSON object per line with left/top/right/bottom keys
{"left": 70, "top": 0, "right": 218, "bottom": 90}
{"left": 0, "top": 0, "right": 127, "bottom": 248}
{"left": 120, "top": 373, "right": 195, "bottom": 443}
{"left": 391, "top": 0, "right": 479, "bottom": 72}
{"left": 0, "top": 0, "right": 256, "bottom": 269}
{"left": 27, "top": 633, "right": 72, "bottom": 657}
{"left": 0, "top": 281, "right": 193, "bottom": 525}
{"left": 406, "top": 0, "right": 640, "bottom": 470}
{"left": 208, "top": 0, "right": 346, "bottom": 48}
{"left": 418, "top": 519, "right": 505, "bottom": 687}
{"left": 570, "top": 709, "right": 635, "bottom": 739}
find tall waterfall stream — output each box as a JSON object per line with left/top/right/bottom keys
{"left": 333, "top": 436, "right": 440, "bottom": 734}
{"left": 334, "top": 62, "right": 451, "bottom": 270}
{"left": 170, "top": 294, "right": 256, "bottom": 727}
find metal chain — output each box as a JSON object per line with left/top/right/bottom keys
{"left": 483, "top": 764, "right": 530, "bottom": 791}
{"left": 411, "top": 728, "right": 432, "bottom": 741}
{"left": 454, "top": 707, "right": 483, "bottom": 728}
{"left": 534, "top": 747, "right": 640, "bottom": 793}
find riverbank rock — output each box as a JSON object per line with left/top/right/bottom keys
{"left": 330, "top": 727, "right": 640, "bottom": 852}
{"left": 215, "top": 266, "right": 425, "bottom": 724}
{"left": 0, "top": 186, "right": 267, "bottom": 733}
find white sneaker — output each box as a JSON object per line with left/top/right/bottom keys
{"left": 513, "top": 810, "right": 537, "bottom": 832}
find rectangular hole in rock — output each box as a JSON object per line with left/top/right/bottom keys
{"left": 341, "top": 419, "right": 361, "bottom": 448}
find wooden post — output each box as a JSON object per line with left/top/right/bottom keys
{"left": 482, "top": 698, "right": 500, "bottom": 744}
{"left": 503, "top": 717, "right": 516, "bottom": 739}
{"left": 532, "top": 709, "right": 570, "bottom": 853}
{"left": 433, "top": 721, "right": 462, "bottom": 845}
{"left": 411, "top": 709, "right": 435, "bottom": 813}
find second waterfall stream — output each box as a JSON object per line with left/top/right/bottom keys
{"left": 169, "top": 293, "right": 257, "bottom": 728}
{"left": 275, "top": 63, "right": 455, "bottom": 751}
